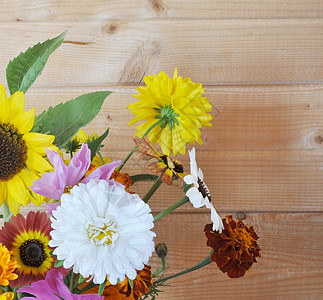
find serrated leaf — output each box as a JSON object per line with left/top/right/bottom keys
{"left": 6, "top": 31, "right": 67, "bottom": 94}
{"left": 98, "top": 277, "right": 107, "bottom": 296}
{"left": 31, "top": 91, "right": 112, "bottom": 149}
{"left": 87, "top": 127, "right": 110, "bottom": 161}
{"left": 54, "top": 259, "right": 64, "bottom": 268}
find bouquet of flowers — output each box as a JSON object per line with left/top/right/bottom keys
{"left": 0, "top": 32, "right": 261, "bottom": 300}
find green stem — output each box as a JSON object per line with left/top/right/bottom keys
{"left": 69, "top": 272, "right": 76, "bottom": 292}
{"left": 154, "top": 196, "right": 189, "bottom": 222}
{"left": 97, "top": 151, "right": 105, "bottom": 165}
{"left": 142, "top": 174, "right": 163, "bottom": 203}
{"left": 154, "top": 251, "right": 213, "bottom": 284}
{"left": 2, "top": 201, "right": 13, "bottom": 223}
{"left": 118, "top": 119, "right": 163, "bottom": 172}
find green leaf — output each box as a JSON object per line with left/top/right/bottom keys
{"left": 98, "top": 277, "right": 107, "bottom": 296}
{"left": 31, "top": 91, "right": 112, "bottom": 148}
{"left": 130, "top": 174, "right": 159, "bottom": 182}
{"left": 6, "top": 31, "right": 67, "bottom": 94}
{"left": 54, "top": 259, "right": 64, "bottom": 268}
{"left": 87, "top": 127, "right": 110, "bottom": 161}
{"left": 78, "top": 275, "right": 86, "bottom": 284}
{"left": 128, "top": 278, "right": 134, "bottom": 289}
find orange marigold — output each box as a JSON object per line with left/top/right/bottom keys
{"left": 204, "top": 215, "right": 261, "bottom": 278}
{"left": 80, "top": 265, "right": 153, "bottom": 300}
{"left": 0, "top": 243, "right": 18, "bottom": 286}
{"left": 110, "top": 170, "right": 134, "bottom": 193}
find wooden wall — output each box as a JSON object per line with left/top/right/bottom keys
{"left": 1, "top": 1, "right": 323, "bottom": 298}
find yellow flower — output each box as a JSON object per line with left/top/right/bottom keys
{"left": 0, "top": 85, "right": 55, "bottom": 214}
{"left": 0, "top": 243, "right": 18, "bottom": 286}
{"left": 127, "top": 69, "right": 213, "bottom": 156}
{"left": 0, "top": 292, "right": 14, "bottom": 300}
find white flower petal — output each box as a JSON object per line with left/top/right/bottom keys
{"left": 184, "top": 174, "right": 196, "bottom": 185}
{"left": 50, "top": 179, "right": 155, "bottom": 284}
{"left": 186, "top": 187, "right": 205, "bottom": 208}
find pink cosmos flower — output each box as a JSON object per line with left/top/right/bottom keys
{"left": 31, "top": 143, "right": 121, "bottom": 200}
{"left": 18, "top": 268, "right": 103, "bottom": 300}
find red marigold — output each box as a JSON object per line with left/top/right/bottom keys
{"left": 204, "top": 215, "right": 261, "bottom": 278}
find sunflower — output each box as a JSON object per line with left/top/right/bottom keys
{"left": 0, "top": 211, "right": 56, "bottom": 286}
{"left": 204, "top": 215, "right": 261, "bottom": 278}
{"left": 0, "top": 85, "right": 55, "bottom": 214}
{"left": 0, "top": 243, "right": 18, "bottom": 286}
{"left": 134, "top": 136, "right": 186, "bottom": 185}
{"left": 127, "top": 69, "right": 213, "bottom": 156}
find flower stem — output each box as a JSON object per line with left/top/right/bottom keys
{"left": 69, "top": 272, "right": 76, "bottom": 292}
{"left": 154, "top": 196, "right": 189, "bottom": 222}
{"left": 2, "top": 202, "right": 13, "bottom": 223}
{"left": 142, "top": 174, "right": 163, "bottom": 203}
{"left": 118, "top": 119, "right": 162, "bottom": 172}
{"left": 154, "top": 251, "right": 213, "bottom": 284}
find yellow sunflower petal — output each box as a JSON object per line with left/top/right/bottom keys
{"left": 0, "top": 182, "right": 7, "bottom": 207}
{"left": 26, "top": 150, "right": 53, "bottom": 173}
{"left": 7, "top": 91, "right": 25, "bottom": 123}
{"left": 0, "top": 84, "right": 9, "bottom": 123}
{"left": 6, "top": 176, "right": 29, "bottom": 215}
{"left": 23, "top": 132, "right": 55, "bottom": 156}
{"left": 13, "top": 107, "right": 35, "bottom": 134}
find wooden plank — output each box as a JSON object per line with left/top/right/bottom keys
{"left": 1, "top": 211, "right": 321, "bottom": 298}
{"left": 150, "top": 212, "right": 323, "bottom": 299}
{"left": 1, "top": 1, "right": 323, "bottom": 21}
{"left": 0, "top": 20, "right": 323, "bottom": 86}
{"left": 1, "top": 149, "right": 323, "bottom": 212}
{"left": 15, "top": 85, "right": 323, "bottom": 151}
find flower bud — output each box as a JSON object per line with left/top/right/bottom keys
{"left": 155, "top": 242, "right": 167, "bottom": 259}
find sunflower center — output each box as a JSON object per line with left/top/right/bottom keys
{"left": 0, "top": 123, "right": 27, "bottom": 181}
{"left": 19, "top": 239, "right": 46, "bottom": 267}
{"left": 160, "top": 155, "right": 184, "bottom": 174}
{"left": 88, "top": 217, "right": 119, "bottom": 246}
{"left": 197, "top": 178, "right": 212, "bottom": 202}
{"left": 155, "top": 104, "right": 180, "bottom": 130}
{"left": 231, "top": 228, "right": 254, "bottom": 251}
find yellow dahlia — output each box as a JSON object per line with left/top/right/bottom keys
{"left": 0, "top": 243, "right": 18, "bottom": 286}
{"left": 0, "top": 84, "right": 55, "bottom": 214}
{"left": 127, "top": 69, "right": 213, "bottom": 156}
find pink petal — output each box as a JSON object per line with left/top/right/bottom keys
{"left": 46, "top": 202, "right": 61, "bottom": 215}
{"left": 31, "top": 148, "right": 67, "bottom": 200}
{"left": 82, "top": 160, "right": 122, "bottom": 184}
{"left": 66, "top": 143, "right": 91, "bottom": 186}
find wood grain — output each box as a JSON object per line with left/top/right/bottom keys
{"left": 151, "top": 212, "right": 323, "bottom": 299}
{"left": 0, "top": 20, "right": 323, "bottom": 86}
{"left": 1, "top": 1, "right": 323, "bottom": 21}
{"left": 14, "top": 85, "right": 323, "bottom": 151}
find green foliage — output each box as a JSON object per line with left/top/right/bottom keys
{"left": 98, "top": 277, "right": 107, "bottom": 296}
{"left": 6, "top": 31, "right": 66, "bottom": 94}
{"left": 87, "top": 127, "right": 110, "bottom": 161}
{"left": 31, "top": 91, "right": 112, "bottom": 148}
{"left": 54, "top": 259, "right": 64, "bottom": 268}
{"left": 130, "top": 174, "right": 159, "bottom": 182}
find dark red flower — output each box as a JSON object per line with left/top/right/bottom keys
{"left": 204, "top": 215, "right": 261, "bottom": 278}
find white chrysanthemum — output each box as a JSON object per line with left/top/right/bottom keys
{"left": 184, "top": 148, "right": 224, "bottom": 233}
{"left": 49, "top": 179, "right": 156, "bottom": 285}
